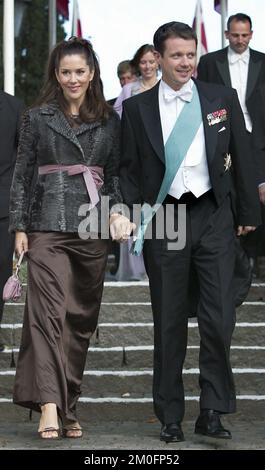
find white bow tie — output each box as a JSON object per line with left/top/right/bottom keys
{"left": 230, "top": 53, "right": 248, "bottom": 64}
{"left": 164, "top": 88, "right": 193, "bottom": 103}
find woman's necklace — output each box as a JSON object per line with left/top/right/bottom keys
{"left": 141, "top": 78, "right": 158, "bottom": 91}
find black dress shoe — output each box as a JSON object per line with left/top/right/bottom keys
{"left": 195, "top": 409, "right": 232, "bottom": 439}
{"left": 160, "top": 423, "right": 184, "bottom": 443}
{"left": 0, "top": 343, "right": 5, "bottom": 353}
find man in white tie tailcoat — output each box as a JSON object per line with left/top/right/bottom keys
{"left": 119, "top": 21, "right": 261, "bottom": 443}
{"left": 197, "top": 13, "right": 265, "bottom": 276}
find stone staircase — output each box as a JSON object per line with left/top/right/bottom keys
{"left": 1, "top": 275, "right": 265, "bottom": 423}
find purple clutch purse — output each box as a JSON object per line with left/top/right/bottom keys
{"left": 3, "top": 251, "right": 24, "bottom": 302}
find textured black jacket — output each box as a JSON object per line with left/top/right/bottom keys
{"left": 9, "top": 104, "right": 122, "bottom": 234}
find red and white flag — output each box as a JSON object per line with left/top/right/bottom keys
{"left": 57, "top": 0, "right": 69, "bottom": 19}
{"left": 72, "top": 0, "right": 82, "bottom": 37}
{"left": 192, "top": 0, "right": 208, "bottom": 66}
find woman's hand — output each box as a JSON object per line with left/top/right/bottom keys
{"left": 237, "top": 226, "right": 256, "bottom": 236}
{"left": 15, "top": 231, "right": 28, "bottom": 256}
{"left": 109, "top": 214, "right": 136, "bottom": 242}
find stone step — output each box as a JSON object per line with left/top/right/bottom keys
{"left": 3, "top": 301, "right": 265, "bottom": 324}
{"left": 1, "top": 322, "right": 265, "bottom": 348}
{"left": 1, "top": 346, "right": 265, "bottom": 370}
{"left": 237, "top": 303, "right": 265, "bottom": 319}
{"left": 2, "top": 303, "right": 155, "bottom": 323}
{"left": 1, "top": 397, "right": 265, "bottom": 422}
{"left": 257, "top": 270, "right": 265, "bottom": 281}
{"left": 1, "top": 278, "right": 265, "bottom": 427}
{"left": 246, "top": 283, "right": 265, "bottom": 301}
{"left": 1, "top": 368, "right": 265, "bottom": 397}
{"left": 10, "top": 281, "right": 265, "bottom": 304}
{"left": 16, "top": 282, "right": 151, "bottom": 304}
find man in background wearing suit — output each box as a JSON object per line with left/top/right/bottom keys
{"left": 252, "top": 84, "right": 265, "bottom": 209}
{"left": 108, "top": 60, "right": 136, "bottom": 106}
{"left": 119, "top": 21, "right": 260, "bottom": 443}
{"left": 197, "top": 13, "right": 265, "bottom": 276}
{"left": 107, "top": 61, "right": 137, "bottom": 275}
{"left": 0, "top": 91, "right": 24, "bottom": 351}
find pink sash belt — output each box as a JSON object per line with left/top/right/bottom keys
{"left": 38, "top": 164, "right": 104, "bottom": 208}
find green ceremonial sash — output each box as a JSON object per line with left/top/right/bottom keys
{"left": 131, "top": 85, "right": 202, "bottom": 255}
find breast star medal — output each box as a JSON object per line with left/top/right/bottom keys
{"left": 224, "top": 153, "right": 232, "bottom": 171}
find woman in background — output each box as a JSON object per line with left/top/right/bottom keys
{"left": 114, "top": 44, "right": 159, "bottom": 281}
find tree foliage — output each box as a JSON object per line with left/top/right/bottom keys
{"left": 0, "top": 0, "right": 66, "bottom": 104}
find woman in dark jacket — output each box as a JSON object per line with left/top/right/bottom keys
{"left": 9, "top": 37, "right": 132, "bottom": 439}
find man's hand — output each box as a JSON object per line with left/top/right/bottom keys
{"left": 15, "top": 231, "right": 28, "bottom": 256}
{"left": 259, "top": 184, "right": 265, "bottom": 205}
{"left": 237, "top": 226, "right": 257, "bottom": 236}
{"left": 109, "top": 214, "right": 136, "bottom": 242}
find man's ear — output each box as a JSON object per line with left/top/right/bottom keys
{"left": 154, "top": 50, "right": 161, "bottom": 67}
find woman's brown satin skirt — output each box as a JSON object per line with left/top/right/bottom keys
{"left": 13, "top": 232, "right": 109, "bottom": 422}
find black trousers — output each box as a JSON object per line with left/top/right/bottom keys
{"left": 0, "top": 217, "right": 14, "bottom": 323}
{"left": 143, "top": 192, "right": 236, "bottom": 425}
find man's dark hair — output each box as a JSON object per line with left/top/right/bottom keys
{"left": 227, "top": 13, "right": 252, "bottom": 31}
{"left": 153, "top": 21, "right": 197, "bottom": 56}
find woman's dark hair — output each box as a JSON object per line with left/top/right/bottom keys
{"left": 36, "top": 37, "right": 111, "bottom": 122}
{"left": 153, "top": 21, "right": 197, "bottom": 56}
{"left": 130, "top": 44, "right": 156, "bottom": 76}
